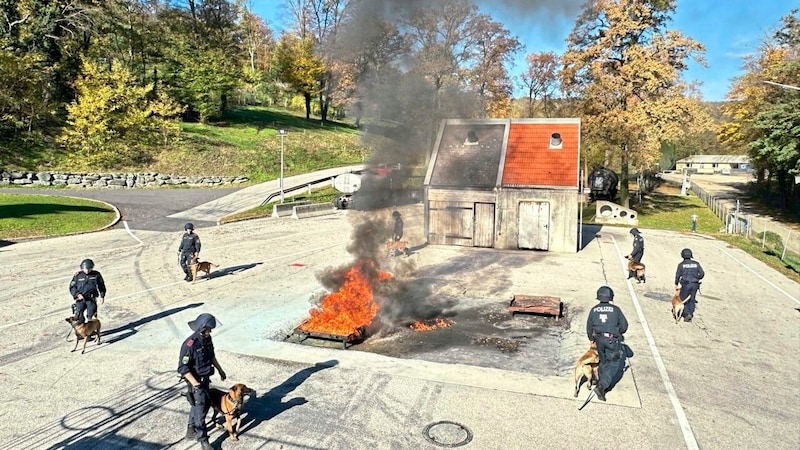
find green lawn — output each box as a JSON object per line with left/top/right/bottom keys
{"left": 0, "top": 194, "right": 117, "bottom": 240}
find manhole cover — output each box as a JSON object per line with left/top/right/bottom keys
{"left": 422, "top": 421, "right": 473, "bottom": 447}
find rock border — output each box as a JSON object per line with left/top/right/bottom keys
{"left": 1, "top": 170, "right": 248, "bottom": 188}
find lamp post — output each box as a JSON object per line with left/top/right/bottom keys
{"left": 278, "top": 129, "right": 287, "bottom": 203}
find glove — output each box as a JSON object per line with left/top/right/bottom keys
{"left": 100, "top": 297, "right": 105, "bottom": 305}
{"left": 218, "top": 369, "right": 227, "bottom": 381}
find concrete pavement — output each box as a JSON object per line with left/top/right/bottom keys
{"left": 1, "top": 169, "right": 799, "bottom": 449}
{"left": 0, "top": 201, "right": 797, "bottom": 450}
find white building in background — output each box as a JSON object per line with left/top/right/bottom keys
{"left": 676, "top": 155, "right": 752, "bottom": 175}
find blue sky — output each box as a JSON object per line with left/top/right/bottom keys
{"left": 254, "top": 0, "right": 798, "bottom": 102}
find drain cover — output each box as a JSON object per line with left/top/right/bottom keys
{"left": 422, "top": 421, "right": 473, "bottom": 448}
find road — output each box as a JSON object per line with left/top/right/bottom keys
{"left": 0, "top": 196, "right": 797, "bottom": 450}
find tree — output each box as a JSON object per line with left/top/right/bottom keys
{"left": 273, "top": 34, "right": 326, "bottom": 119}
{"left": 58, "top": 59, "right": 183, "bottom": 169}
{"left": 519, "top": 51, "right": 560, "bottom": 117}
{"left": 722, "top": 9, "right": 800, "bottom": 210}
{"left": 562, "top": 0, "right": 711, "bottom": 206}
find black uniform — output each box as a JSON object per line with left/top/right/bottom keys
{"left": 392, "top": 215, "right": 404, "bottom": 242}
{"left": 675, "top": 258, "right": 705, "bottom": 318}
{"left": 586, "top": 302, "right": 629, "bottom": 394}
{"left": 177, "top": 331, "right": 216, "bottom": 440}
{"left": 630, "top": 233, "right": 644, "bottom": 263}
{"left": 178, "top": 232, "right": 201, "bottom": 280}
{"left": 69, "top": 270, "right": 106, "bottom": 324}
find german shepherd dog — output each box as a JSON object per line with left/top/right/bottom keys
{"left": 64, "top": 316, "right": 102, "bottom": 354}
{"left": 208, "top": 383, "right": 256, "bottom": 441}
{"left": 190, "top": 256, "right": 219, "bottom": 283}
{"left": 573, "top": 341, "right": 600, "bottom": 397}
{"left": 671, "top": 287, "right": 689, "bottom": 323}
{"left": 626, "top": 256, "right": 646, "bottom": 283}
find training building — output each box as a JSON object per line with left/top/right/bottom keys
{"left": 676, "top": 155, "right": 751, "bottom": 174}
{"left": 423, "top": 118, "right": 581, "bottom": 253}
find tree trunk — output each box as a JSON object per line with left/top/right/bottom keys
{"left": 304, "top": 92, "right": 312, "bottom": 119}
{"left": 620, "top": 144, "right": 630, "bottom": 207}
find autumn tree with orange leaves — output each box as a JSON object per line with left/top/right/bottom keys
{"left": 562, "top": 0, "right": 711, "bottom": 206}
{"left": 520, "top": 52, "right": 560, "bottom": 118}
{"left": 720, "top": 10, "right": 800, "bottom": 210}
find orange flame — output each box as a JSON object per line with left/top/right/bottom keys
{"left": 299, "top": 258, "right": 390, "bottom": 336}
{"left": 409, "top": 318, "right": 454, "bottom": 332}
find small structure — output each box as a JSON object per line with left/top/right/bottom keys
{"left": 423, "top": 118, "right": 581, "bottom": 253}
{"left": 676, "top": 155, "right": 751, "bottom": 175}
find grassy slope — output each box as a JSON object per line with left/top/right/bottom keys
{"left": 152, "top": 107, "right": 367, "bottom": 181}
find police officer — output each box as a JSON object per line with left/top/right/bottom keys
{"left": 69, "top": 259, "right": 107, "bottom": 325}
{"left": 178, "top": 222, "right": 201, "bottom": 282}
{"left": 178, "top": 313, "right": 226, "bottom": 450}
{"left": 586, "top": 286, "right": 629, "bottom": 401}
{"left": 392, "top": 211, "right": 403, "bottom": 242}
{"left": 626, "top": 228, "right": 644, "bottom": 280}
{"left": 675, "top": 248, "right": 705, "bottom": 322}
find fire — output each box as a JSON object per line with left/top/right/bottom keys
{"left": 409, "top": 318, "right": 454, "bottom": 332}
{"left": 299, "top": 258, "right": 390, "bottom": 336}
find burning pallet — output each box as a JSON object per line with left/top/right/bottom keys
{"left": 508, "top": 294, "right": 563, "bottom": 319}
{"left": 292, "top": 321, "right": 366, "bottom": 349}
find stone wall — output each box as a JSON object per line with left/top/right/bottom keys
{"left": 0, "top": 171, "right": 248, "bottom": 188}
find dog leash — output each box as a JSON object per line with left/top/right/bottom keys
{"left": 578, "top": 362, "right": 631, "bottom": 411}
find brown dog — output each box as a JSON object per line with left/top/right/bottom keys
{"left": 208, "top": 383, "right": 256, "bottom": 441}
{"left": 671, "top": 287, "right": 689, "bottom": 323}
{"left": 190, "top": 256, "right": 219, "bottom": 283}
{"left": 65, "top": 316, "right": 102, "bottom": 354}
{"left": 386, "top": 240, "right": 408, "bottom": 257}
{"left": 626, "top": 256, "right": 646, "bottom": 283}
{"left": 573, "top": 341, "right": 600, "bottom": 397}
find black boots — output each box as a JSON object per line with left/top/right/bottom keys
{"left": 684, "top": 314, "right": 693, "bottom": 322}
{"left": 198, "top": 438, "right": 213, "bottom": 450}
{"left": 594, "top": 385, "right": 606, "bottom": 401}
{"left": 627, "top": 271, "right": 634, "bottom": 279}
{"left": 185, "top": 424, "right": 195, "bottom": 440}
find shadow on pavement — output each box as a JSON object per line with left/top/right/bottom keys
{"left": 228, "top": 360, "right": 339, "bottom": 445}
{"left": 211, "top": 262, "right": 263, "bottom": 279}
{"left": 101, "top": 302, "right": 204, "bottom": 345}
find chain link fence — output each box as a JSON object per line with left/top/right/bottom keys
{"left": 690, "top": 182, "right": 800, "bottom": 271}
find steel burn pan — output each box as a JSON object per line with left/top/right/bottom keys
{"left": 291, "top": 322, "right": 366, "bottom": 349}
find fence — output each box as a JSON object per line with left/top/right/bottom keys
{"left": 690, "top": 182, "right": 800, "bottom": 270}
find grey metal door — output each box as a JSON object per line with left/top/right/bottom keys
{"left": 518, "top": 201, "right": 550, "bottom": 250}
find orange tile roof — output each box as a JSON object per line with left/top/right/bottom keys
{"left": 502, "top": 123, "right": 579, "bottom": 187}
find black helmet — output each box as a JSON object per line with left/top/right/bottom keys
{"left": 629, "top": 228, "right": 640, "bottom": 235}
{"left": 184, "top": 222, "right": 194, "bottom": 231}
{"left": 80, "top": 259, "right": 94, "bottom": 270}
{"left": 392, "top": 210, "right": 400, "bottom": 218}
{"left": 681, "top": 248, "right": 693, "bottom": 259}
{"left": 596, "top": 286, "right": 614, "bottom": 302}
{"left": 188, "top": 313, "right": 218, "bottom": 331}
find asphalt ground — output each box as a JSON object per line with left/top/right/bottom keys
{"left": 0, "top": 201, "right": 797, "bottom": 450}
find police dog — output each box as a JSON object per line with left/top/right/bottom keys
{"left": 190, "top": 256, "right": 219, "bottom": 283}
{"left": 573, "top": 341, "right": 600, "bottom": 397}
{"left": 386, "top": 240, "right": 409, "bottom": 257}
{"left": 671, "top": 287, "right": 689, "bottom": 323}
{"left": 64, "top": 316, "right": 101, "bottom": 354}
{"left": 625, "top": 256, "right": 646, "bottom": 283}
{"left": 208, "top": 383, "right": 256, "bottom": 441}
